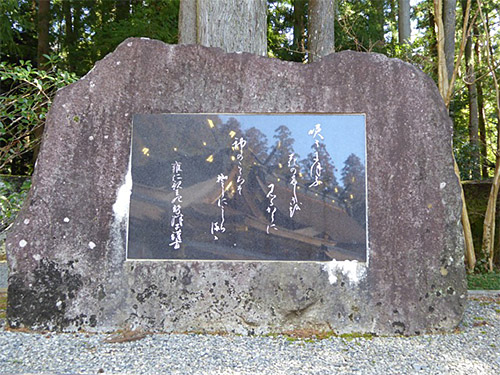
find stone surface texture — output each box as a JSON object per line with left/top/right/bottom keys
{"left": 6, "top": 38, "right": 466, "bottom": 335}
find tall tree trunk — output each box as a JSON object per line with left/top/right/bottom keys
{"left": 178, "top": 0, "right": 267, "bottom": 56}
{"left": 31, "top": 0, "right": 37, "bottom": 23}
{"left": 474, "top": 24, "right": 487, "bottom": 178}
{"left": 456, "top": 161, "right": 476, "bottom": 270}
{"left": 398, "top": 0, "right": 411, "bottom": 44}
{"left": 428, "top": 0, "right": 438, "bottom": 78}
{"left": 308, "top": 0, "right": 335, "bottom": 62}
{"left": 496, "top": 109, "right": 500, "bottom": 267}
{"left": 33, "top": 0, "right": 51, "bottom": 162}
{"left": 388, "top": 0, "right": 398, "bottom": 45}
{"left": 37, "top": 0, "right": 50, "bottom": 70}
{"left": 370, "top": 0, "right": 385, "bottom": 50}
{"left": 293, "top": 0, "right": 306, "bottom": 62}
{"left": 463, "top": 24, "right": 480, "bottom": 180}
{"left": 479, "top": 0, "right": 500, "bottom": 272}
{"left": 483, "top": 156, "right": 500, "bottom": 271}
{"left": 179, "top": 0, "right": 197, "bottom": 44}
{"left": 63, "top": 1, "right": 72, "bottom": 45}
{"left": 63, "top": 0, "right": 76, "bottom": 71}
{"left": 116, "top": 0, "right": 130, "bottom": 21}
{"left": 494, "top": 211, "right": 500, "bottom": 268}
{"left": 443, "top": 0, "right": 456, "bottom": 82}
{"left": 434, "top": 0, "right": 448, "bottom": 98}
{"left": 73, "top": 6, "right": 81, "bottom": 66}
{"left": 435, "top": 0, "right": 476, "bottom": 271}
{"left": 477, "top": 80, "right": 488, "bottom": 178}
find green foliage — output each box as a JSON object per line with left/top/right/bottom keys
{"left": 335, "top": 0, "right": 387, "bottom": 54}
{"left": 267, "top": 0, "right": 297, "bottom": 61}
{"left": 0, "top": 177, "right": 31, "bottom": 232}
{"left": 467, "top": 271, "right": 500, "bottom": 290}
{"left": 0, "top": 0, "right": 37, "bottom": 64}
{"left": 0, "top": 56, "right": 78, "bottom": 175}
{"left": 454, "top": 136, "right": 483, "bottom": 181}
{"left": 405, "top": 0, "right": 437, "bottom": 77}
{"left": 462, "top": 182, "right": 487, "bottom": 253}
{"left": 461, "top": 182, "right": 500, "bottom": 271}
{"left": 452, "top": 2, "right": 500, "bottom": 180}
{"left": 86, "top": 0, "right": 179, "bottom": 75}
{"left": 1, "top": 0, "right": 180, "bottom": 76}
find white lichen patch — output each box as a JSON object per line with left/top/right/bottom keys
{"left": 109, "top": 157, "right": 132, "bottom": 261}
{"left": 19, "top": 240, "right": 27, "bottom": 248}
{"left": 112, "top": 162, "right": 132, "bottom": 222}
{"left": 88, "top": 241, "right": 96, "bottom": 249}
{"left": 323, "top": 259, "right": 367, "bottom": 285}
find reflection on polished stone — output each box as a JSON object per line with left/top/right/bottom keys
{"left": 128, "top": 114, "right": 367, "bottom": 261}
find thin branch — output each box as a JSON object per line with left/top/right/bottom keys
{"left": 444, "top": 0, "right": 472, "bottom": 106}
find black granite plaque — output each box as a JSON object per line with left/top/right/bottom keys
{"left": 128, "top": 114, "right": 366, "bottom": 261}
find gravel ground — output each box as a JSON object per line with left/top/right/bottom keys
{"left": 0, "top": 263, "right": 7, "bottom": 289}
{"left": 0, "top": 296, "right": 499, "bottom": 375}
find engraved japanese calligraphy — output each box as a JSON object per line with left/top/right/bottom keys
{"left": 169, "top": 161, "right": 184, "bottom": 249}
{"left": 128, "top": 114, "right": 367, "bottom": 261}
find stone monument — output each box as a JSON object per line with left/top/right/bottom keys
{"left": 6, "top": 38, "right": 466, "bottom": 335}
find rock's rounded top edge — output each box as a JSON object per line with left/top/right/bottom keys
{"left": 57, "top": 37, "right": 433, "bottom": 99}
{"left": 319, "top": 49, "right": 427, "bottom": 76}
{"left": 113, "top": 37, "right": 427, "bottom": 76}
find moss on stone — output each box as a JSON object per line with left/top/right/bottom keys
{"left": 0, "top": 292, "right": 7, "bottom": 319}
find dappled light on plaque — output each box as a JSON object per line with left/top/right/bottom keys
{"left": 127, "top": 114, "right": 367, "bottom": 261}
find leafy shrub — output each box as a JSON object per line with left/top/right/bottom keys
{"left": 467, "top": 271, "right": 500, "bottom": 290}
{"left": 0, "top": 56, "right": 78, "bottom": 175}
{"left": 0, "top": 176, "right": 31, "bottom": 232}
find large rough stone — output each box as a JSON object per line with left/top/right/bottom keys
{"left": 6, "top": 38, "right": 466, "bottom": 335}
